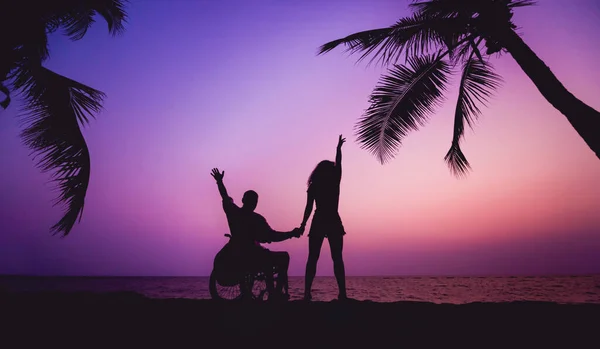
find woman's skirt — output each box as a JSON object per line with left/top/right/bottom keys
{"left": 308, "top": 210, "right": 346, "bottom": 238}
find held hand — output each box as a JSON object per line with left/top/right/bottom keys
{"left": 337, "top": 134, "right": 346, "bottom": 149}
{"left": 291, "top": 228, "right": 303, "bottom": 238}
{"left": 299, "top": 224, "right": 306, "bottom": 236}
{"left": 210, "top": 168, "right": 224, "bottom": 182}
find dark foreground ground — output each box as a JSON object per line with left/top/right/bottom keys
{"left": 1, "top": 291, "right": 599, "bottom": 348}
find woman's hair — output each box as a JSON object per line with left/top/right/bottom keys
{"left": 307, "top": 160, "right": 336, "bottom": 187}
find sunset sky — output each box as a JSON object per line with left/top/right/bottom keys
{"left": 1, "top": 0, "right": 599, "bottom": 277}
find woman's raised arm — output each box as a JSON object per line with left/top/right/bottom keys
{"left": 335, "top": 134, "right": 345, "bottom": 177}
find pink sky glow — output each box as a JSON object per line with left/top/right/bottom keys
{"left": 0, "top": 0, "right": 599, "bottom": 276}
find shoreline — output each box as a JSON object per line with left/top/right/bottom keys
{"left": 2, "top": 273, "right": 600, "bottom": 278}
{"left": 2, "top": 291, "right": 599, "bottom": 348}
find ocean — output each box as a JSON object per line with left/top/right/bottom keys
{"left": 1, "top": 275, "right": 599, "bottom": 303}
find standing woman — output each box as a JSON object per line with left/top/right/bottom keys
{"left": 300, "top": 135, "right": 348, "bottom": 301}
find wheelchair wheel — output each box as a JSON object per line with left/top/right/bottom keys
{"left": 249, "top": 272, "right": 268, "bottom": 301}
{"left": 209, "top": 269, "right": 242, "bottom": 301}
{"left": 209, "top": 269, "right": 272, "bottom": 301}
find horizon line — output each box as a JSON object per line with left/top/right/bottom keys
{"left": 2, "top": 272, "right": 599, "bottom": 278}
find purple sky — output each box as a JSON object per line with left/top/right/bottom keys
{"left": 1, "top": 0, "right": 599, "bottom": 276}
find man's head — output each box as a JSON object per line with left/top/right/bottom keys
{"left": 241, "top": 190, "right": 258, "bottom": 211}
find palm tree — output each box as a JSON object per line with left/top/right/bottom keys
{"left": 318, "top": 0, "right": 600, "bottom": 176}
{"left": 0, "top": 0, "right": 127, "bottom": 236}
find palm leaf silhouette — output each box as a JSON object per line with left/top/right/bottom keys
{"left": 318, "top": 12, "right": 469, "bottom": 66}
{"left": 356, "top": 54, "right": 452, "bottom": 163}
{"left": 47, "top": 0, "right": 127, "bottom": 40}
{"left": 0, "top": 83, "right": 10, "bottom": 109}
{"left": 11, "top": 66, "right": 105, "bottom": 236}
{"left": 1, "top": 0, "right": 128, "bottom": 236}
{"left": 445, "top": 56, "right": 502, "bottom": 176}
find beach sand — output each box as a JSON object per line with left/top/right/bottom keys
{"left": 2, "top": 291, "right": 598, "bottom": 348}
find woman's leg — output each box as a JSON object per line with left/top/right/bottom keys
{"left": 328, "top": 234, "right": 347, "bottom": 299}
{"left": 304, "top": 235, "right": 325, "bottom": 300}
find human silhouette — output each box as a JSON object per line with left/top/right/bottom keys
{"left": 211, "top": 168, "right": 301, "bottom": 300}
{"left": 299, "top": 135, "right": 349, "bottom": 301}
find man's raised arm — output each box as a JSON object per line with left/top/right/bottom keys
{"left": 210, "top": 168, "right": 229, "bottom": 200}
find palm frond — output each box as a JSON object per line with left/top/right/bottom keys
{"left": 92, "top": 0, "right": 128, "bottom": 35}
{"left": 449, "top": 40, "right": 472, "bottom": 65}
{"left": 409, "top": 0, "right": 481, "bottom": 18}
{"left": 11, "top": 65, "right": 105, "bottom": 236}
{"left": 46, "top": 0, "right": 128, "bottom": 40}
{"left": 410, "top": 0, "right": 534, "bottom": 18}
{"left": 445, "top": 56, "right": 502, "bottom": 176}
{"left": 0, "top": 82, "right": 10, "bottom": 109}
{"left": 318, "top": 12, "right": 469, "bottom": 66}
{"left": 318, "top": 27, "right": 395, "bottom": 59}
{"left": 356, "top": 53, "right": 452, "bottom": 163}
{"left": 54, "top": 9, "right": 97, "bottom": 41}
{"left": 468, "top": 37, "right": 484, "bottom": 62}
{"left": 508, "top": 1, "right": 536, "bottom": 9}
{"left": 449, "top": 36, "right": 484, "bottom": 66}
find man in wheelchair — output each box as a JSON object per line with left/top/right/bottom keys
{"left": 211, "top": 168, "right": 301, "bottom": 300}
